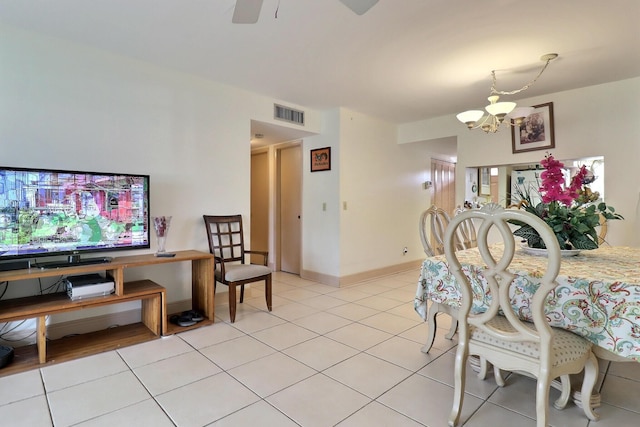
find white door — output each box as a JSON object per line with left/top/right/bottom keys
{"left": 279, "top": 144, "right": 302, "bottom": 274}
{"left": 431, "top": 158, "right": 456, "bottom": 215}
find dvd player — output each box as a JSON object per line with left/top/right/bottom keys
{"left": 66, "top": 273, "right": 115, "bottom": 300}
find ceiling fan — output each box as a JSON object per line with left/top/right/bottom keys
{"left": 232, "top": 0, "right": 379, "bottom": 24}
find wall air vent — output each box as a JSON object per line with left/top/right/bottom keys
{"left": 274, "top": 104, "right": 305, "bottom": 125}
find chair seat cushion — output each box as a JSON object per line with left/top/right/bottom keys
{"left": 216, "top": 264, "right": 271, "bottom": 282}
{"left": 470, "top": 316, "right": 592, "bottom": 367}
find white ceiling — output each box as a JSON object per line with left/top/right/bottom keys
{"left": 1, "top": 0, "right": 639, "bottom": 145}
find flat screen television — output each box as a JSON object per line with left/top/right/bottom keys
{"left": 0, "top": 166, "right": 150, "bottom": 270}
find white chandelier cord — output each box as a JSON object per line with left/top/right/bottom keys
{"left": 490, "top": 56, "right": 555, "bottom": 95}
{"left": 456, "top": 54, "right": 558, "bottom": 133}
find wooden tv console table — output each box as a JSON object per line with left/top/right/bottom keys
{"left": 0, "top": 250, "right": 214, "bottom": 377}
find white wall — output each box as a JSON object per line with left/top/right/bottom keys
{"left": 302, "top": 108, "right": 451, "bottom": 284}
{"left": 399, "top": 77, "right": 640, "bottom": 247}
{"left": 302, "top": 110, "right": 342, "bottom": 282}
{"left": 338, "top": 108, "right": 426, "bottom": 277}
{"left": 0, "top": 24, "right": 320, "bottom": 310}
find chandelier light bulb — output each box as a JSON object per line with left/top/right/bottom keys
{"left": 508, "top": 106, "right": 535, "bottom": 126}
{"left": 456, "top": 110, "right": 484, "bottom": 128}
{"left": 484, "top": 96, "right": 516, "bottom": 122}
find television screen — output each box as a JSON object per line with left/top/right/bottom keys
{"left": 0, "top": 166, "right": 150, "bottom": 265}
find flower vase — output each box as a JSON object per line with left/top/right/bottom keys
{"left": 153, "top": 216, "right": 172, "bottom": 255}
{"left": 520, "top": 243, "right": 582, "bottom": 258}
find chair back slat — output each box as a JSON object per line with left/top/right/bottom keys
{"left": 453, "top": 206, "right": 477, "bottom": 250}
{"left": 203, "top": 215, "right": 246, "bottom": 264}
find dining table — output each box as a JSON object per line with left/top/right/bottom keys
{"left": 414, "top": 244, "right": 640, "bottom": 363}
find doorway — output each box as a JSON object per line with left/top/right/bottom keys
{"left": 249, "top": 119, "right": 311, "bottom": 276}
{"left": 431, "top": 158, "right": 456, "bottom": 216}
{"left": 250, "top": 151, "right": 269, "bottom": 265}
{"left": 430, "top": 158, "right": 456, "bottom": 251}
{"left": 250, "top": 142, "right": 303, "bottom": 274}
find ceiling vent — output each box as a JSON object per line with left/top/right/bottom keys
{"left": 274, "top": 104, "right": 305, "bottom": 125}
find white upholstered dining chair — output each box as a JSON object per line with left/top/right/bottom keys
{"left": 419, "top": 205, "right": 463, "bottom": 352}
{"left": 419, "top": 205, "right": 449, "bottom": 257}
{"left": 453, "top": 206, "right": 477, "bottom": 250}
{"left": 445, "top": 204, "right": 599, "bottom": 427}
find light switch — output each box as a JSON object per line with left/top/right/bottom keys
{"left": 343, "top": 201, "right": 347, "bottom": 210}
{"left": 322, "top": 202, "right": 326, "bottom": 211}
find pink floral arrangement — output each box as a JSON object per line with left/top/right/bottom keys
{"left": 539, "top": 154, "right": 587, "bottom": 205}
{"left": 511, "top": 153, "right": 622, "bottom": 250}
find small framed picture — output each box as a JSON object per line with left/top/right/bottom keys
{"left": 310, "top": 147, "right": 331, "bottom": 172}
{"left": 511, "top": 102, "right": 555, "bottom": 154}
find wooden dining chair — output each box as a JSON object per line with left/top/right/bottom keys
{"left": 203, "top": 215, "right": 272, "bottom": 323}
{"left": 445, "top": 204, "right": 599, "bottom": 427}
{"left": 597, "top": 213, "right": 608, "bottom": 245}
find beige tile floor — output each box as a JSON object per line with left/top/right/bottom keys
{"left": 0, "top": 270, "right": 638, "bottom": 426}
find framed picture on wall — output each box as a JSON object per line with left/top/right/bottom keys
{"left": 310, "top": 147, "right": 331, "bottom": 172}
{"left": 479, "top": 167, "right": 491, "bottom": 195}
{"left": 511, "top": 102, "right": 555, "bottom": 154}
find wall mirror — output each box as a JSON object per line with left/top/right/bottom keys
{"left": 465, "top": 156, "right": 605, "bottom": 208}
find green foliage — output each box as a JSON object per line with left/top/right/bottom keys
{"left": 510, "top": 189, "right": 623, "bottom": 250}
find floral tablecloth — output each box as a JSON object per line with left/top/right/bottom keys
{"left": 414, "top": 245, "right": 640, "bottom": 362}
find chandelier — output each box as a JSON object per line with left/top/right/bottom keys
{"left": 456, "top": 53, "right": 558, "bottom": 133}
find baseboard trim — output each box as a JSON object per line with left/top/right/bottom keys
{"left": 300, "top": 270, "right": 340, "bottom": 287}
{"left": 301, "top": 259, "right": 422, "bottom": 287}
{"left": 339, "top": 259, "right": 422, "bottom": 286}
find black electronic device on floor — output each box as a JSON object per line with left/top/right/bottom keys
{"left": 0, "top": 345, "right": 14, "bottom": 369}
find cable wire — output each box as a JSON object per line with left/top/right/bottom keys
{"left": 490, "top": 57, "right": 555, "bottom": 96}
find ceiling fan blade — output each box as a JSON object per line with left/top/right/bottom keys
{"left": 339, "top": 0, "right": 379, "bottom": 15}
{"left": 232, "top": 0, "right": 264, "bottom": 24}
